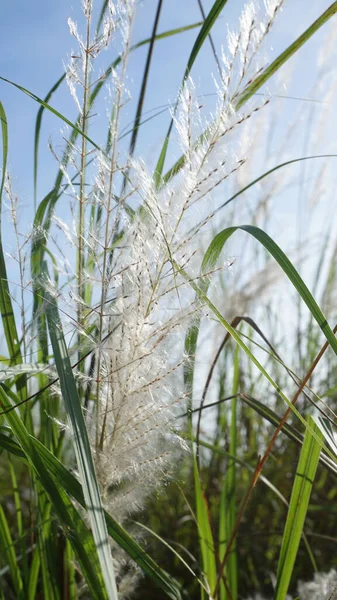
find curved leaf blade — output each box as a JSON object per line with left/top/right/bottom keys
{"left": 202, "top": 225, "right": 337, "bottom": 356}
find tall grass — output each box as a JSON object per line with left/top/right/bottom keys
{"left": 1, "top": 1, "right": 337, "bottom": 599}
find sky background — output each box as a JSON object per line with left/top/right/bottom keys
{"left": 0, "top": 0, "right": 335, "bottom": 201}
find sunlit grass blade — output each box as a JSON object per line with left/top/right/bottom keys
{"left": 235, "top": 2, "right": 337, "bottom": 109}
{"left": 42, "top": 264, "right": 118, "bottom": 600}
{"left": 0, "top": 384, "right": 108, "bottom": 600}
{"left": 314, "top": 416, "right": 337, "bottom": 457}
{"left": 275, "top": 416, "right": 323, "bottom": 599}
{"left": 183, "top": 287, "right": 217, "bottom": 595}
{"left": 0, "top": 77, "right": 105, "bottom": 153}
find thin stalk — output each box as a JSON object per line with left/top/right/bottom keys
{"left": 78, "top": 1, "right": 92, "bottom": 363}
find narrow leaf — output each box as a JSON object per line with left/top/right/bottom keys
{"left": 236, "top": 2, "right": 337, "bottom": 109}
{"left": 275, "top": 416, "right": 323, "bottom": 599}
{"left": 43, "top": 265, "right": 118, "bottom": 600}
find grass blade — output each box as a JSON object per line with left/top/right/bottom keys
{"left": 175, "top": 259, "right": 337, "bottom": 462}
{"left": 127, "top": 0, "right": 164, "bottom": 161}
{"left": 0, "top": 102, "right": 23, "bottom": 372}
{"left": 33, "top": 74, "right": 65, "bottom": 207}
{"left": 275, "top": 416, "right": 323, "bottom": 599}
{"left": 0, "top": 504, "right": 23, "bottom": 598}
{"left": 235, "top": 2, "right": 337, "bottom": 109}
{"left": 220, "top": 345, "right": 239, "bottom": 600}
{"left": 42, "top": 265, "right": 118, "bottom": 600}
{"left": 0, "top": 77, "right": 104, "bottom": 154}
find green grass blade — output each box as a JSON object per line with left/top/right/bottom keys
{"left": 201, "top": 225, "right": 337, "bottom": 357}
{"left": 0, "top": 102, "right": 23, "bottom": 371}
{"left": 42, "top": 267, "right": 117, "bottom": 600}
{"left": 27, "top": 545, "right": 41, "bottom": 600}
{"left": 0, "top": 432, "right": 25, "bottom": 458}
{"left": 314, "top": 416, "right": 337, "bottom": 457}
{"left": 184, "top": 304, "right": 217, "bottom": 593}
{"left": 35, "top": 490, "right": 55, "bottom": 600}
{"left": 220, "top": 345, "right": 239, "bottom": 600}
{"left": 127, "top": 0, "right": 164, "bottom": 161}
{"left": 0, "top": 384, "right": 108, "bottom": 600}
{"left": 193, "top": 454, "right": 217, "bottom": 597}
{"left": 34, "top": 74, "right": 65, "bottom": 207}
{"left": 235, "top": 2, "right": 337, "bottom": 110}
{"left": 0, "top": 504, "right": 23, "bottom": 598}
{"left": 8, "top": 458, "right": 29, "bottom": 584}
{"left": 275, "top": 416, "right": 323, "bottom": 599}
{"left": 0, "top": 77, "right": 105, "bottom": 154}
{"left": 0, "top": 102, "right": 8, "bottom": 203}
{"left": 184, "top": 0, "right": 227, "bottom": 78}
{"left": 64, "top": 540, "right": 77, "bottom": 600}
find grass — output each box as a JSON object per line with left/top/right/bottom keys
{"left": 1, "top": 1, "right": 337, "bottom": 599}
